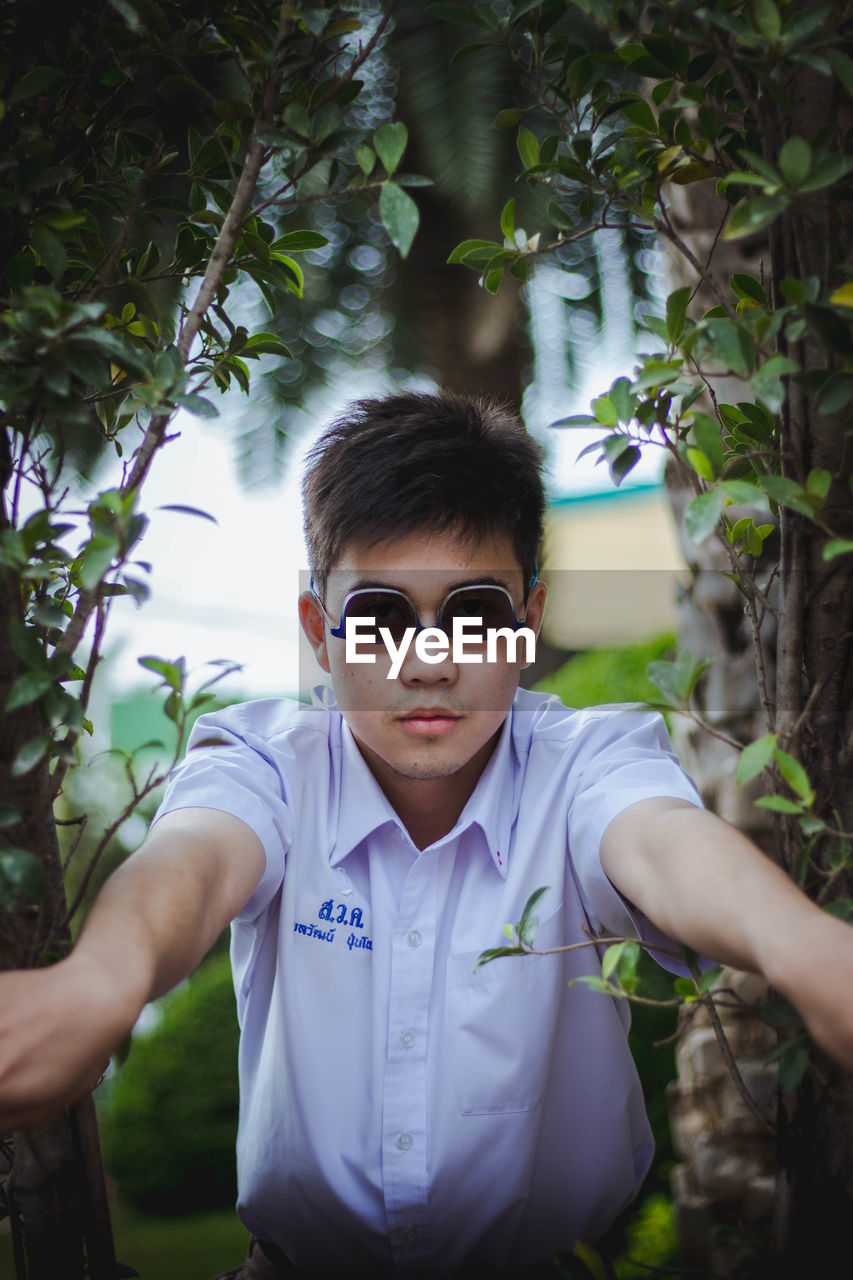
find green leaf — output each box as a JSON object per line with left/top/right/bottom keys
{"left": 31, "top": 224, "right": 67, "bottom": 281}
{"left": 806, "top": 468, "right": 831, "bottom": 499}
{"left": 759, "top": 475, "right": 817, "bottom": 518}
{"left": 646, "top": 651, "right": 711, "bottom": 705}
{"left": 754, "top": 795, "right": 804, "bottom": 814}
{"left": 494, "top": 108, "right": 525, "bottom": 128}
{"left": 724, "top": 195, "right": 788, "bottom": 240}
{"left": 601, "top": 941, "right": 629, "bottom": 981}
{"left": 824, "top": 898, "right": 853, "bottom": 922}
{"left": 177, "top": 394, "right": 219, "bottom": 419}
{"left": 731, "top": 273, "right": 767, "bottom": 305}
{"left": 374, "top": 122, "right": 408, "bottom": 176}
{"left": 157, "top": 504, "right": 218, "bottom": 524}
{"left": 690, "top": 412, "right": 723, "bottom": 477}
{"left": 242, "top": 333, "right": 294, "bottom": 358}
{"left": 451, "top": 41, "right": 494, "bottom": 64}
{"left": 772, "top": 748, "right": 815, "bottom": 805}
{"left": 827, "top": 47, "right": 853, "bottom": 96}
{"left": 666, "top": 285, "right": 691, "bottom": 344}
{"left": 79, "top": 533, "right": 119, "bottom": 590}
{"left": 426, "top": 2, "right": 496, "bottom": 30}
{"left": 500, "top": 199, "right": 515, "bottom": 241}
{"left": 721, "top": 478, "right": 764, "bottom": 506}
{"left": 6, "top": 671, "right": 53, "bottom": 712}
{"left": 567, "top": 975, "right": 615, "bottom": 995}
{"left": 268, "top": 229, "right": 325, "bottom": 253}
{"left": 0, "top": 805, "right": 22, "bottom": 828}
{"left": 0, "top": 848, "right": 45, "bottom": 907}
{"left": 447, "top": 238, "right": 502, "bottom": 266}
{"left": 798, "top": 154, "right": 853, "bottom": 193}
{"left": 622, "top": 98, "right": 657, "bottom": 133}
{"left": 379, "top": 182, "right": 419, "bottom": 259}
{"left": 516, "top": 885, "right": 549, "bottom": 945}
{"left": 283, "top": 102, "right": 311, "bottom": 139}
{"left": 7, "top": 65, "right": 62, "bottom": 105}
{"left": 474, "top": 946, "right": 525, "bottom": 970}
{"left": 12, "top": 735, "right": 50, "bottom": 777}
{"left": 517, "top": 127, "right": 540, "bottom": 169}
{"left": 684, "top": 487, "right": 727, "bottom": 543}
{"left": 353, "top": 146, "right": 375, "bottom": 176}
{"left": 823, "top": 539, "right": 853, "bottom": 560}
{"left": 776, "top": 1039, "right": 810, "bottom": 1095}
{"left": 779, "top": 137, "right": 812, "bottom": 187}
{"left": 694, "top": 317, "right": 755, "bottom": 377}
{"left": 609, "top": 444, "right": 641, "bottom": 486}
{"left": 753, "top": 0, "right": 781, "bottom": 43}
{"left": 736, "top": 734, "right": 777, "bottom": 784}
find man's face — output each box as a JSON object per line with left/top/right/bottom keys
{"left": 299, "top": 529, "right": 546, "bottom": 798}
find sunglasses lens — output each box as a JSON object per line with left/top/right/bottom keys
{"left": 342, "top": 591, "right": 416, "bottom": 643}
{"left": 442, "top": 587, "right": 516, "bottom": 636}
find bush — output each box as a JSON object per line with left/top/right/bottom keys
{"left": 534, "top": 635, "right": 682, "bottom": 1190}
{"left": 101, "top": 953, "right": 240, "bottom": 1214}
{"left": 533, "top": 633, "right": 676, "bottom": 708}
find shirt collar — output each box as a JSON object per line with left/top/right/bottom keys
{"left": 326, "top": 695, "right": 519, "bottom": 879}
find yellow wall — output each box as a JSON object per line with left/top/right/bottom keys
{"left": 541, "top": 487, "right": 688, "bottom": 649}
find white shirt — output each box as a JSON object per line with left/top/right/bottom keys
{"left": 155, "top": 687, "right": 701, "bottom": 1277}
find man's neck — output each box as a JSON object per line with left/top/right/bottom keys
{"left": 353, "top": 730, "right": 501, "bottom": 851}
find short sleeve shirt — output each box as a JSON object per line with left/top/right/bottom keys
{"left": 154, "top": 687, "right": 702, "bottom": 1277}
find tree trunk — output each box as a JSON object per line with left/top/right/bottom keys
{"left": 1, "top": 474, "right": 117, "bottom": 1277}
{"left": 767, "top": 63, "right": 853, "bottom": 1273}
{"left": 660, "top": 51, "right": 853, "bottom": 1274}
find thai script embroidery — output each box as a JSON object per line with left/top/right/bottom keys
{"left": 347, "top": 931, "right": 373, "bottom": 951}
{"left": 293, "top": 921, "right": 336, "bottom": 942}
{"left": 319, "top": 898, "right": 364, "bottom": 928}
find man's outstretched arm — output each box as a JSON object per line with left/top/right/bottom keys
{"left": 601, "top": 797, "right": 853, "bottom": 1072}
{"left": 0, "top": 807, "right": 265, "bottom": 1131}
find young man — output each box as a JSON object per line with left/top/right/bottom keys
{"left": 1, "top": 391, "right": 852, "bottom": 1278}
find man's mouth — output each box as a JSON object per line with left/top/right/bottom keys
{"left": 398, "top": 708, "right": 461, "bottom": 736}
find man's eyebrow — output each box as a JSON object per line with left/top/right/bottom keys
{"left": 344, "top": 574, "right": 516, "bottom": 594}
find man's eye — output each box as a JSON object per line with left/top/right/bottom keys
{"left": 373, "top": 601, "right": 401, "bottom": 623}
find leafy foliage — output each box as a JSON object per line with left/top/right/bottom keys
{"left": 448, "top": 5, "right": 853, "bottom": 1224}
{"left": 447, "top": 0, "right": 853, "bottom": 948}
{"left": 0, "top": 2, "right": 424, "bottom": 967}
{"left": 100, "top": 954, "right": 239, "bottom": 1214}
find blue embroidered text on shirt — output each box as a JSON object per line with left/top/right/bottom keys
{"left": 347, "top": 932, "right": 373, "bottom": 951}
{"left": 319, "top": 898, "right": 365, "bottom": 928}
{"left": 293, "top": 922, "right": 336, "bottom": 942}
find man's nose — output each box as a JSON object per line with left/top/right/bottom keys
{"left": 399, "top": 625, "right": 458, "bottom": 683}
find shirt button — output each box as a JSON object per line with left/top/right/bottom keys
{"left": 401, "top": 1029, "right": 415, "bottom": 1049}
{"left": 407, "top": 930, "right": 423, "bottom": 948}
{"left": 397, "top": 1132, "right": 414, "bottom": 1151}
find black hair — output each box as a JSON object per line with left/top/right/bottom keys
{"left": 303, "top": 390, "right": 545, "bottom": 590}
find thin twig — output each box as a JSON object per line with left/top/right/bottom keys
{"left": 688, "top": 960, "right": 776, "bottom": 1133}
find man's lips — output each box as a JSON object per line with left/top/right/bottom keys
{"left": 397, "top": 709, "right": 462, "bottom": 736}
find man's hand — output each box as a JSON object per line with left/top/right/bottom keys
{"left": 0, "top": 952, "right": 132, "bottom": 1131}
{"left": 769, "top": 909, "right": 853, "bottom": 1073}
{"left": 0, "top": 807, "right": 265, "bottom": 1130}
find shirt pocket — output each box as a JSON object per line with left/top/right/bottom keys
{"left": 444, "top": 906, "right": 564, "bottom": 1116}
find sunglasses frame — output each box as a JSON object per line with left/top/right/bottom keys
{"left": 310, "top": 570, "right": 538, "bottom": 642}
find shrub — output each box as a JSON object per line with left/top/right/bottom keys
{"left": 101, "top": 953, "right": 239, "bottom": 1214}
{"left": 534, "top": 633, "right": 676, "bottom": 708}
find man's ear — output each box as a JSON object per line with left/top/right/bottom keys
{"left": 525, "top": 579, "right": 548, "bottom": 638}
{"left": 298, "top": 591, "right": 331, "bottom": 674}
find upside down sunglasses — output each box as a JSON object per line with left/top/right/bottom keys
{"left": 310, "top": 571, "right": 538, "bottom": 645}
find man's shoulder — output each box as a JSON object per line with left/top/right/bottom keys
{"left": 512, "top": 686, "right": 664, "bottom": 744}
{"left": 186, "top": 693, "right": 339, "bottom": 755}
